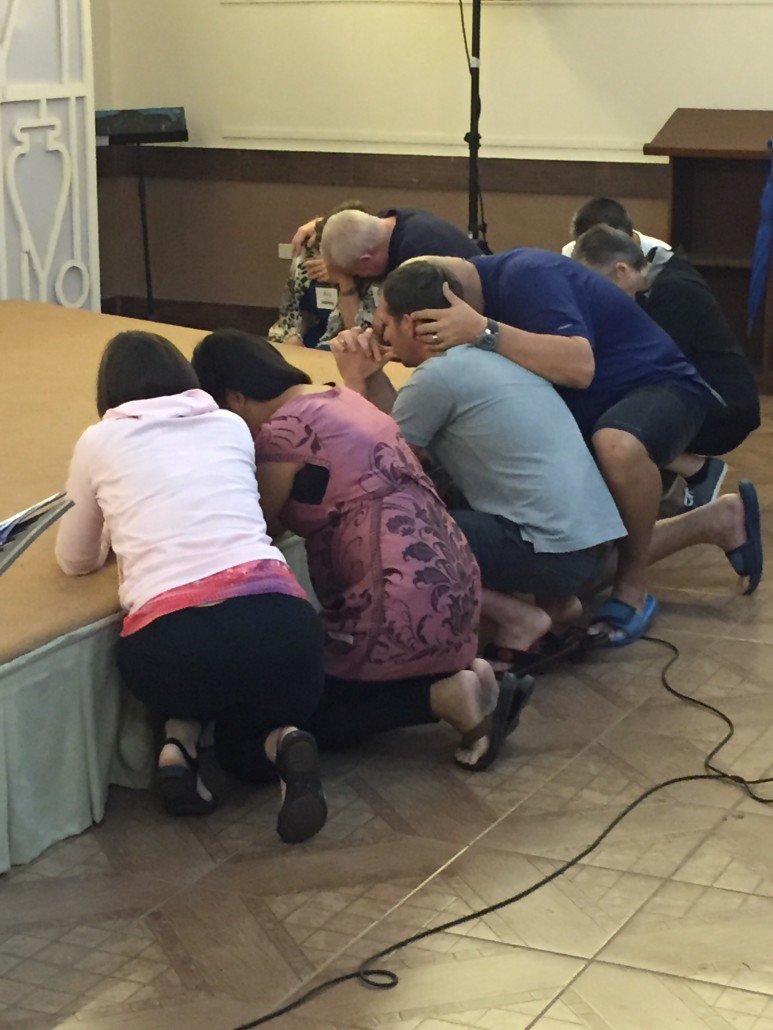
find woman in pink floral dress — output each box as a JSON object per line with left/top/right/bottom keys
{"left": 193, "top": 330, "right": 523, "bottom": 770}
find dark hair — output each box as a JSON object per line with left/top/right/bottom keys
{"left": 314, "top": 199, "right": 368, "bottom": 240}
{"left": 381, "top": 260, "right": 464, "bottom": 320}
{"left": 571, "top": 197, "right": 633, "bottom": 239}
{"left": 191, "top": 329, "right": 311, "bottom": 406}
{"left": 573, "top": 224, "right": 646, "bottom": 272}
{"left": 96, "top": 330, "right": 199, "bottom": 416}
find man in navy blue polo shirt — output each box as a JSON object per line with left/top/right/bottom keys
{"left": 407, "top": 248, "right": 730, "bottom": 645}
{"left": 318, "top": 207, "right": 481, "bottom": 280}
{"left": 573, "top": 224, "right": 760, "bottom": 511}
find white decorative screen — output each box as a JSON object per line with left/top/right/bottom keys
{"left": 0, "top": 0, "right": 100, "bottom": 309}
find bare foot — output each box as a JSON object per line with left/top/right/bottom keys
{"left": 430, "top": 659, "right": 500, "bottom": 766}
{"left": 537, "top": 594, "right": 583, "bottom": 630}
{"left": 454, "top": 659, "right": 501, "bottom": 767}
{"left": 587, "top": 580, "right": 649, "bottom": 643}
{"left": 482, "top": 589, "right": 552, "bottom": 656}
{"left": 159, "top": 721, "right": 213, "bottom": 804}
{"left": 265, "top": 726, "right": 299, "bottom": 802}
{"left": 707, "top": 493, "right": 747, "bottom": 553}
{"left": 264, "top": 726, "right": 295, "bottom": 764}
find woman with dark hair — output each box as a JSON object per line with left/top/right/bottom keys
{"left": 192, "top": 330, "right": 525, "bottom": 772}
{"left": 56, "top": 331, "right": 328, "bottom": 843}
{"left": 268, "top": 200, "right": 379, "bottom": 349}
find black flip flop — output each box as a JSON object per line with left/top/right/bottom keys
{"left": 725, "top": 480, "right": 763, "bottom": 595}
{"left": 484, "top": 629, "right": 584, "bottom": 677}
{"left": 156, "top": 737, "right": 218, "bottom": 817}
{"left": 454, "top": 672, "right": 517, "bottom": 773}
{"left": 503, "top": 672, "right": 537, "bottom": 737}
{"left": 275, "top": 730, "right": 328, "bottom": 844}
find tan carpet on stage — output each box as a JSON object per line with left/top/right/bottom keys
{"left": 0, "top": 299, "right": 408, "bottom": 664}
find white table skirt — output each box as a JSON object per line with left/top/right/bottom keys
{"left": 0, "top": 615, "right": 151, "bottom": 872}
{"left": 0, "top": 534, "right": 316, "bottom": 873}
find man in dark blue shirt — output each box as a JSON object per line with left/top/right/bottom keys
{"left": 319, "top": 207, "right": 481, "bottom": 280}
{"left": 406, "top": 248, "right": 746, "bottom": 646}
{"left": 573, "top": 224, "right": 760, "bottom": 510}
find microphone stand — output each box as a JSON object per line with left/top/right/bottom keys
{"left": 135, "top": 143, "right": 155, "bottom": 319}
{"left": 464, "top": 0, "right": 490, "bottom": 252}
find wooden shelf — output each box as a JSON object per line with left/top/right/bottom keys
{"left": 688, "top": 255, "right": 753, "bottom": 271}
{"left": 646, "top": 109, "right": 773, "bottom": 387}
{"left": 645, "top": 108, "right": 773, "bottom": 160}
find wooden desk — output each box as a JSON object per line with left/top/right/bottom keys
{"left": 0, "top": 299, "right": 409, "bottom": 664}
{"left": 645, "top": 108, "right": 773, "bottom": 390}
{"left": 0, "top": 299, "right": 410, "bottom": 871}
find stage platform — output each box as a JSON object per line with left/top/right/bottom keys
{"left": 0, "top": 300, "right": 408, "bottom": 873}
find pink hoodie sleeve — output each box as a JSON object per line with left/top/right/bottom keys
{"left": 55, "top": 430, "right": 110, "bottom": 576}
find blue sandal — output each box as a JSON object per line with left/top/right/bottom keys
{"left": 725, "top": 480, "right": 763, "bottom": 595}
{"left": 589, "top": 593, "right": 659, "bottom": 648}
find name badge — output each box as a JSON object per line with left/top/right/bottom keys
{"left": 315, "top": 287, "right": 338, "bottom": 310}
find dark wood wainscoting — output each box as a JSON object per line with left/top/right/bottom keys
{"left": 96, "top": 147, "right": 669, "bottom": 315}
{"left": 97, "top": 146, "right": 668, "bottom": 197}
{"left": 101, "top": 297, "right": 277, "bottom": 335}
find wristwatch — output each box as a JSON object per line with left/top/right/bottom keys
{"left": 472, "top": 317, "right": 500, "bottom": 352}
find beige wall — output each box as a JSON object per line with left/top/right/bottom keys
{"left": 91, "top": 0, "right": 689, "bottom": 309}
{"left": 92, "top": 0, "right": 773, "bottom": 163}
{"left": 90, "top": 0, "right": 111, "bottom": 106}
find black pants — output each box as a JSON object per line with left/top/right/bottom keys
{"left": 690, "top": 355, "right": 760, "bottom": 455}
{"left": 689, "top": 400, "right": 761, "bottom": 455}
{"left": 117, "top": 593, "right": 325, "bottom": 784}
{"left": 307, "top": 674, "right": 443, "bottom": 751}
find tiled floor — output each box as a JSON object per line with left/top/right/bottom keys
{"left": 3, "top": 404, "right": 773, "bottom": 1029}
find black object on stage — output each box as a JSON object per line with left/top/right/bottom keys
{"left": 462, "top": 1, "right": 491, "bottom": 254}
{"left": 0, "top": 494, "right": 73, "bottom": 577}
{"left": 95, "top": 108, "right": 188, "bottom": 318}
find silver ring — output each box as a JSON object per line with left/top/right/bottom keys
{"left": 432, "top": 333, "right": 439, "bottom": 342}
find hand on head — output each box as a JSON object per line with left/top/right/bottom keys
{"left": 412, "top": 281, "right": 487, "bottom": 352}
{"left": 291, "top": 218, "right": 320, "bottom": 256}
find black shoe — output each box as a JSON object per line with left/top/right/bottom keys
{"left": 682, "top": 457, "right": 727, "bottom": 510}
{"left": 156, "top": 738, "right": 218, "bottom": 817}
{"left": 275, "top": 730, "right": 327, "bottom": 844}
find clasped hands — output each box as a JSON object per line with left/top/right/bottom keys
{"left": 331, "top": 327, "right": 393, "bottom": 389}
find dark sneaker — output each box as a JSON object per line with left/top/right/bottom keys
{"left": 275, "top": 730, "right": 327, "bottom": 844}
{"left": 682, "top": 457, "right": 728, "bottom": 511}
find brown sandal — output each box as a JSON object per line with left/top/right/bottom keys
{"left": 454, "top": 674, "right": 517, "bottom": 772}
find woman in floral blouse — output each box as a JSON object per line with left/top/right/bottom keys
{"left": 193, "top": 329, "right": 525, "bottom": 772}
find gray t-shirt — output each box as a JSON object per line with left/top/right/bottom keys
{"left": 392, "top": 346, "right": 625, "bottom": 554}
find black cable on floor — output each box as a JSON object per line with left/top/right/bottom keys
{"left": 229, "top": 635, "right": 773, "bottom": 1029}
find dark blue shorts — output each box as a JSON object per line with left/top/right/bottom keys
{"left": 452, "top": 509, "right": 612, "bottom": 598}
{"left": 591, "top": 383, "right": 709, "bottom": 468}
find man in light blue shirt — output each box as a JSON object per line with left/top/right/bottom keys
{"left": 331, "top": 260, "right": 760, "bottom": 658}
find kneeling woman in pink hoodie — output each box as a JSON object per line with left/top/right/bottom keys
{"left": 56, "top": 330, "right": 327, "bottom": 844}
